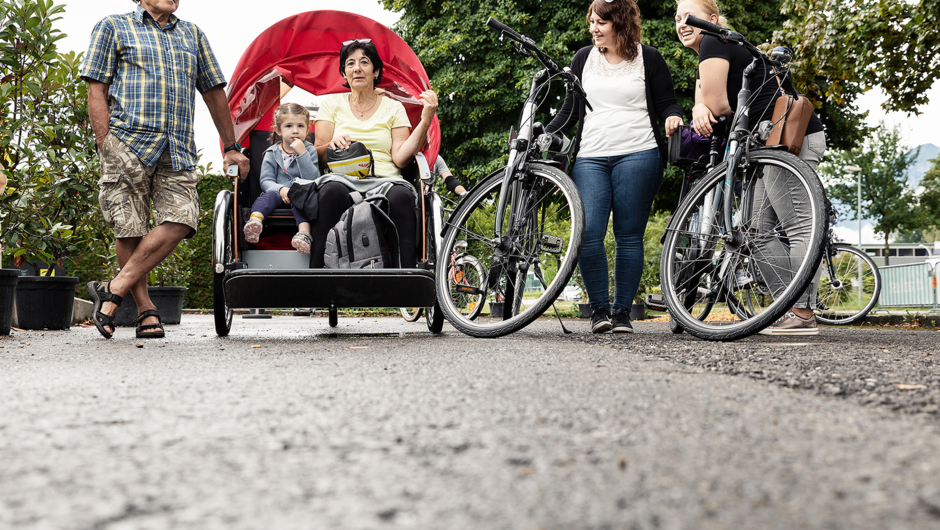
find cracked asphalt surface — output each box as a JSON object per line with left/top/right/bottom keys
{"left": 2, "top": 315, "right": 939, "bottom": 529}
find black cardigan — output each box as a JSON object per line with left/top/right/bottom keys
{"left": 547, "top": 44, "right": 683, "bottom": 164}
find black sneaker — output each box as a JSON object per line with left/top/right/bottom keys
{"left": 591, "top": 307, "right": 612, "bottom": 333}
{"left": 611, "top": 310, "right": 634, "bottom": 333}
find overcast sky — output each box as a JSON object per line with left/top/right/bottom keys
{"left": 56, "top": 1, "right": 940, "bottom": 245}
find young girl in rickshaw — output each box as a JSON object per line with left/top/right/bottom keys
{"left": 243, "top": 103, "right": 321, "bottom": 253}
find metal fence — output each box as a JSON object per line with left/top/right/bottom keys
{"left": 879, "top": 261, "right": 939, "bottom": 309}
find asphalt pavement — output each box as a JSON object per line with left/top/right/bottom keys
{"left": 2, "top": 315, "right": 939, "bottom": 529}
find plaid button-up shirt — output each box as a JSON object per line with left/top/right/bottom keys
{"left": 81, "top": 6, "right": 226, "bottom": 171}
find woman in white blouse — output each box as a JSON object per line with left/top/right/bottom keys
{"left": 548, "top": 0, "right": 683, "bottom": 333}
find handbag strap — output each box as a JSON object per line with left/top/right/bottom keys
{"left": 771, "top": 66, "right": 801, "bottom": 99}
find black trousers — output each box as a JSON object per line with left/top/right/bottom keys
{"left": 310, "top": 181, "right": 417, "bottom": 268}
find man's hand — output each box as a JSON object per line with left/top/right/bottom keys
{"left": 223, "top": 149, "right": 250, "bottom": 180}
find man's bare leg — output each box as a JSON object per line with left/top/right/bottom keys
{"left": 98, "top": 222, "right": 190, "bottom": 335}
{"left": 114, "top": 236, "right": 159, "bottom": 330}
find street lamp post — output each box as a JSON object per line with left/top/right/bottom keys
{"left": 845, "top": 165, "right": 863, "bottom": 303}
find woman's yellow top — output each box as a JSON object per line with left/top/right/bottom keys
{"left": 317, "top": 94, "right": 411, "bottom": 178}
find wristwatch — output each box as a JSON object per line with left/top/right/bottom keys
{"left": 223, "top": 141, "right": 243, "bottom": 154}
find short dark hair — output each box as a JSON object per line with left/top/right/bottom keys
{"left": 339, "top": 40, "right": 383, "bottom": 88}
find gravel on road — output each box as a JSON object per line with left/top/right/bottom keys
{"left": 1, "top": 316, "right": 939, "bottom": 530}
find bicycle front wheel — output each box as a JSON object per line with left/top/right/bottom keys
{"left": 815, "top": 243, "right": 881, "bottom": 325}
{"left": 661, "top": 150, "right": 827, "bottom": 341}
{"left": 436, "top": 164, "right": 584, "bottom": 338}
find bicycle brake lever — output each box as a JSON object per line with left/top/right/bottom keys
{"left": 511, "top": 41, "right": 532, "bottom": 57}
{"left": 563, "top": 67, "right": 593, "bottom": 112}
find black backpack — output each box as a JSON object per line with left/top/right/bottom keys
{"left": 324, "top": 191, "right": 400, "bottom": 269}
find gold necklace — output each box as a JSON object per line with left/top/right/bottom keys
{"left": 351, "top": 94, "right": 378, "bottom": 117}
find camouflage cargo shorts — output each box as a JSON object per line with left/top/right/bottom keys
{"left": 97, "top": 132, "right": 199, "bottom": 239}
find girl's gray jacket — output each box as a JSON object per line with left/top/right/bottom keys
{"left": 258, "top": 141, "right": 320, "bottom": 195}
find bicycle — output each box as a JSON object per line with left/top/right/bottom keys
{"left": 434, "top": 18, "right": 587, "bottom": 338}
{"left": 402, "top": 233, "right": 486, "bottom": 322}
{"left": 659, "top": 16, "right": 828, "bottom": 341}
{"left": 813, "top": 204, "right": 882, "bottom": 325}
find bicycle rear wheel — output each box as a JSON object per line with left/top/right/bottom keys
{"left": 436, "top": 164, "right": 584, "bottom": 338}
{"left": 661, "top": 150, "right": 827, "bottom": 341}
{"left": 400, "top": 307, "right": 423, "bottom": 322}
{"left": 815, "top": 243, "right": 881, "bottom": 325}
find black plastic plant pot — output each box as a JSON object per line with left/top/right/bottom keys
{"left": 0, "top": 269, "right": 21, "bottom": 335}
{"left": 14, "top": 275, "right": 79, "bottom": 330}
{"left": 113, "top": 286, "right": 187, "bottom": 326}
{"left": 489, "top": 302, "right": 504, "bottom": 318}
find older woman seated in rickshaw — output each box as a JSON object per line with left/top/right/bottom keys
{"left": 312, "top": 38, "right": 439, "bottom": 268}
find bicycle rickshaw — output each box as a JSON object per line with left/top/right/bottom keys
{"left": 212, "top": 11, "right": 446, "bottom": 336}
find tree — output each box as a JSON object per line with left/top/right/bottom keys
{"left": 381, "top": 0, "right": 868, "bottom": 213}
{"left": 818, "top": 123, "right": 924, "bottom": 265}
{"left": 918, "top": 155, "right": 940, "bottom": 235}
{"left": 775, "top": 0, "right": 940, "bottom": 116}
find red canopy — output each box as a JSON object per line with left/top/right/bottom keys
{"left": 226, "top": 10, "right": 439, "bottom": 162}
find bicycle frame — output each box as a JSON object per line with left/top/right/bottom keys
{"left": 494, "top": 69, "right": 548, "bottom": 237}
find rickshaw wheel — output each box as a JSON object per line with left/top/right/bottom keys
{"left": 426, "top": 300, "right": 444, "bottom": 334}
{"left": 328, "top": 306, "right": 338, "bottom": 328}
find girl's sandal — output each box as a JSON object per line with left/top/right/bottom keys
{"left": 86, "top": 281, "right": 124, "bottom": 339}
{"left": 134, "top": 309, "right": 165, "bottom": 339}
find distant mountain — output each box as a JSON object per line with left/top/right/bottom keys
{"left": 907, "top": 143, "right": 939, "bottom": 188}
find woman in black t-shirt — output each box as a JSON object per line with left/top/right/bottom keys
{"left": 675, "top": 0, "right": 828, "bottom": 336}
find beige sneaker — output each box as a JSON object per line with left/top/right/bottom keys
{"left": 758, "top": 311, "right": 819, "bottom": 335}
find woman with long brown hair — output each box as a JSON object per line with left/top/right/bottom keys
{"left": 548, "top": 0, "right": 683, "bottom": 334}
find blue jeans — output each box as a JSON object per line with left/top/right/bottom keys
{"left": 572, "top": 149, "right": 663, "bottom": 312}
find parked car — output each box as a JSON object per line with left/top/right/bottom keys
{"left": 558, "top": 285, "right": 582, "bottom": 301}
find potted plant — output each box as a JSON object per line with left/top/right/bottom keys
{"left": 0, "top": 1, "right": 101, "bottom": 329}
{"left": 0, "top": 163, "right": 17, "bottom": 334}
{"left": 572, "top": 269, "right": 591, "bottom": 318}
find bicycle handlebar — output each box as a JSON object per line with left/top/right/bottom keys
{"left": 486, "top": 17, "right": 561, "bottom": 72}
{"left": 486, "top": 17, "right": 591, "bottom": 110}
{"left": 681, "top": 14, "right": 726, "bottom": 36}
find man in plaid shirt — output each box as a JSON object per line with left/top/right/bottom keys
{"left": 82, "top": 0, "right": 249, "bottom": 340}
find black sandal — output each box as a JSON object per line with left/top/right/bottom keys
{"left": 87, "top": 281, "right": 124, "bottom": 339}
{"left": 134, "top": 309, "right": 165, "bottom": 339}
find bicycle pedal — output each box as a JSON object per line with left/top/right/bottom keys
{"left": 644, "top": 293, "right": 668, "bottom": 312}
{"left": 455, "top": 284, "right": 483, "bottom": 295}
{"left": 539, "top": 235, "right": 563, "bottom": 253}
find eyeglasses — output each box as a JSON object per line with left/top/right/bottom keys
{"left": 342, "top": 38, "right": 372, "bottom": 46}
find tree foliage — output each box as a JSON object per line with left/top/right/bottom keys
{"left": 776, "top": 0, "right": 940, "bottom": 116}
{"left": 382, "top": 0, "right": 876, "bottom": 213}
{"left": 818, "top": 123, "right": 923, "bottom": 264}
{"left": 918, "top": 156, "right": 940, "bottom": 233}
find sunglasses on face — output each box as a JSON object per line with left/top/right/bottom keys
{"left": 342, "top": 38, "right": 372, "bottom": 46}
